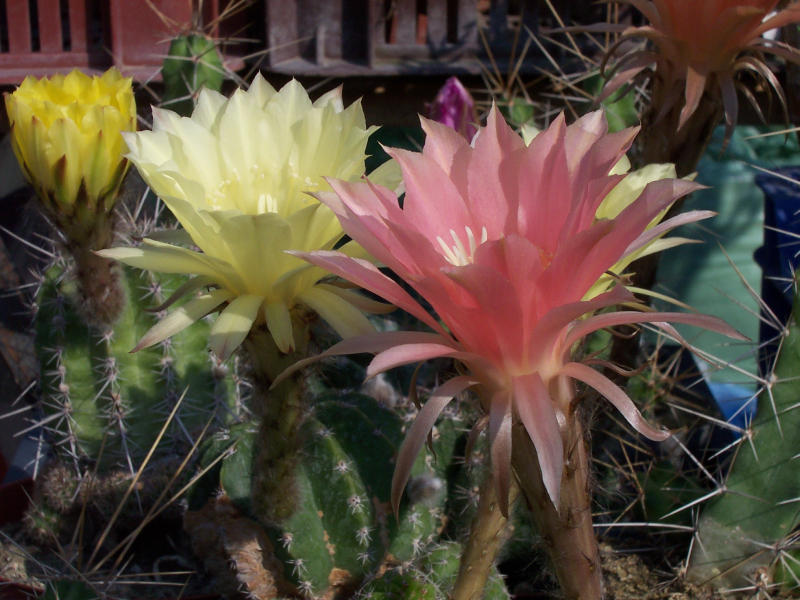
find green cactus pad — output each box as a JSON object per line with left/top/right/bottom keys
{"left": 355, "top": 541, "right": 510, "bottom": 600}
{"left": 162, "top": 34, "right": 225, "bottom": 116}
{"left": 201, "top": 391, "right": 466, "bottom": 597}
{"left": 689, "top": 288, "right": 800, "bottom": 586}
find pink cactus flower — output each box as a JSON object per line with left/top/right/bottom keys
{"left": 288, "top": 107, "right": 743, "bottom": 514}
{"left": 427, "top": 76, "right": 478, "bottom": 141}
{"left": 603, "top": 0, "right": 800, "bottom": 132}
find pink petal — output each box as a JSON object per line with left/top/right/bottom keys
{"left": 385, "top": 146, "right": 472, "bottom": 243}
{"left": 270, "top": 331, "right": 450, "bottom": 388}
{"left": 528, "top": 286, "right": 634, "bottom": 364}
{"left": 444, "top": 261, "right": 523, "bottom": 362}
{"left": 561, "top": 362, "right": 669, "bottom": 441}
{"left": 564, "top": 310, "right": 748, "bottom": 350}
{"left": 466, "top": 105, "right": 523, "bottom": 237}
{"left": 679, "top": 66, "right": 707, "bottom": 131}
{"left": 366, "top": 342, "right": 462, "bottom": 378}
{"left": 514, "top": 114, "right": 570, "bottom": 249}
{"left": 513, "top": 373, "right": 564, "bottom": 507}
{"left": 623, "top": 209, "right": 715, "bottom": 257}
{"left": 290, "top": 250, "right": 449, "bottom": 337}
{"left": 753, "top": 6, "right": 800, "bottom": 38}
{"left": 391, "top": 375, "right": 479, "bottom": 515}
{"left": 419, "top": 115, "right": 472, "bottom": 175}
{"left": 316, "top": 180, "right": 423, "bottom": 276}
{"left": 564, "top": 110, "right": 608, "bottom": 171}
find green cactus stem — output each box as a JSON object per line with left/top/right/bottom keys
{"left": 60, "top": 209, "right": 124, "bottom": 327}
{"left": 511, "top": 395, "right": 602, "bottom": 600}
{"left": 161, "top": 34, "right": 225, "bottom": 116}
{"left": 241, "top": 317, "right": 311, "bottom": 525}
{"left": 36, "top": 260, "right": 238, "bottom": 470}
{"left": 688, "top": 288, "right": 800, "bottom": 587}
{"left": 357, "top": 541, "right": 510, "bottom": 600}
{"left": 188, "top": 390, "right": 465, "bottom": 598}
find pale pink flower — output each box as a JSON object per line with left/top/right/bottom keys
{"left": 287, "top": 107, "right": 743, "bottom": 513}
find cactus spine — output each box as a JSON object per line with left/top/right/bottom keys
{"left": 36, "top": 259, "right": 239, "bottom": 470}
{"left": 187, "top": 388, "right": 469, "bottom": 598}
{"left": 688, "top": 285, "right": 800, "bottom": 588}
{"left": 161, "top": 33, "right": 225, "bottom": 116}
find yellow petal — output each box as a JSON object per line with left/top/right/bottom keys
{"left": 134, "top": 288, "right": 231, "bottom": 351}
{"left": 299, "top": 285, "right": 375, "bottom": 339}
{"left": 208, "top": 294, "right": 264, "bottom": 360}
{"left": 264, "top": 301, "right": 295, "bottom": 353}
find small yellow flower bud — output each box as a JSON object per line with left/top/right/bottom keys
{"left": 5, "top": 68, "right": 136, "bottom": 244}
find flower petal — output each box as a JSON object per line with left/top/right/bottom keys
{"left": 564, "top": 309, "right": 748, "bottom": 350}
{"left": 133, "top": 288, "right": 232, "bottom": 352}
{"left": 264, "top": 301, "right": 295, "bottom": 354}
{"left": 513, "top": 373, "right": 563, "bottom": 507}
{"left": 561, "top": 362, "right": 669, "bottom": 441}
{"left": 391, "top": 375, "right": 478, "bottom": 515}
{"left": 488, "top": 390, "right": 513, "bottom": 516}
{"left": 298, "top": 284, "right": 374, "bottom": 340}
{"left": 208, "top": 294, "right": 264, "bottom": 360}
{"left": 292, "top": 250, "right": 450, "bottom": 337}
{"left": 98, "top": 239, "right": 236, "bottom": 284}
{"left": 366, "top": 342, "right": 462, "bottom": 378}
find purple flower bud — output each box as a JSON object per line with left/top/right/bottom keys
{"left": 427, "top": 76, "right": 477, "bottom": 141}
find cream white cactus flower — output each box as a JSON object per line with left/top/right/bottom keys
{"left": 100, "top": 75, "right": 396, "bottom": 359}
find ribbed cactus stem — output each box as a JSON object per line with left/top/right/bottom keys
{"left": 242, "top": 317, "right": 311, "bottom": 525}
{"left": 67, "top": 218, "right": 124, "bottom": 327}
{"left": 452, "top": 472, "right": 515, "bottom": 600}
{"left": 511, "top": 380, "right": 603, "bottom": 600}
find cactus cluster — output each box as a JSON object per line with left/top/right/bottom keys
{"left": 35, "top": 258, "right": 240, "bottom": 471}
{"left": 185, "top": 381, "right": 496, "bottom": 598}
{"left": 356, "top": 541, "right": 509, "bottom": 600}
{"left": 687, "top": 284, "right": 800, "bottom": 590}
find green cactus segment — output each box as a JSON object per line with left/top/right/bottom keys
{"left": 213, "top": 392, "right": 459, "bottom": 595}
{"left": 356, "top": 541, "right": 509, "bottom": 600}
{"left": 36, "top": 261, "right": 237, "bottom": 467}
{"left": 162, "top": 34, "right": 224, "bottom": 116}
{"left": 690, "top": 292, "right": 800, "bottom": 584}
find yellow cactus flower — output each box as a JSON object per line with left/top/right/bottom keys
{"left": 5, "top": 68, "right": 136, "bottom": 241}
{"left": 100, "top": 75, "right": 395, "bottom": 359}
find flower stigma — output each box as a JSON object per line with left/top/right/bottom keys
{"left": 435, "top": 225, "right": 488, "bottom": 266}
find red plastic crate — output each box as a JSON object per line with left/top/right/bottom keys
{"left": 0, "top": 0, "right": 224, "bottom": 84}
{"left": 0, "top": 0, "right": 102, "bottom": 83}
